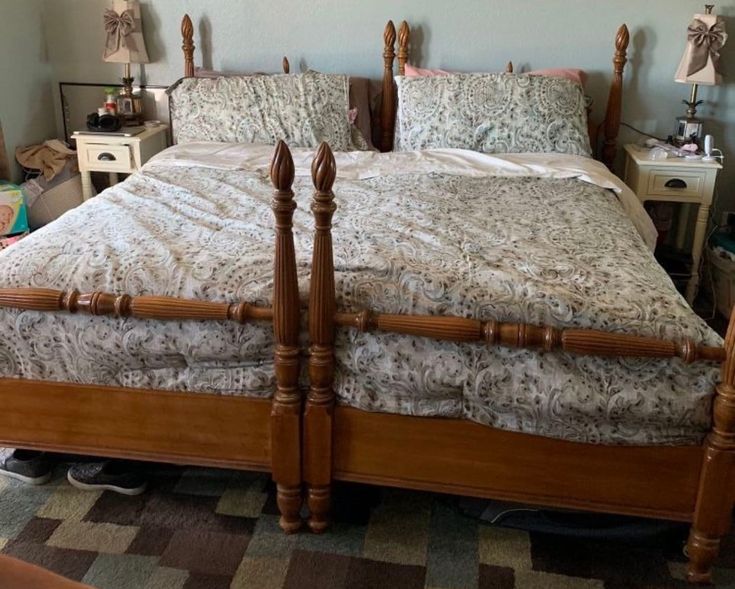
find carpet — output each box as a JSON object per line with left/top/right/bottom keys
{"left": 1, "top": 462, "right": 734, "bottom": 589}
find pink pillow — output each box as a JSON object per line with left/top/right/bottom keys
{"left": 404, "top": 63, "right": 451, "bottom": 77}
{"left": 528, "top": 68, "right": 587, "bottom": 87}
{"left": 403, "top": 63, "right": 586, "bottom": 87}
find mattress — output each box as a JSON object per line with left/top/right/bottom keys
{"left": 0, "top": 143, "right": 721, "bottom": 445}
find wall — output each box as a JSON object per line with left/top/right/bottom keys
{"left": 0, "top": 0, "right": 57, "bottom": 182}
{"left": 43, "top": 0, "right": 734, "bottom": 207}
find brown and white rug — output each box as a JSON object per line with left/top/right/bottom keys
{"left": 0, "top": 461, "right": 733, "bottom": 588}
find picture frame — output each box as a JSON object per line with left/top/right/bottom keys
{"left": 117, "top": 96, "right": 135, "bottom": 115}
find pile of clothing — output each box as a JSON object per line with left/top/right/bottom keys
{"left": 16, "top": 139, "right": 85, "bottom": 229}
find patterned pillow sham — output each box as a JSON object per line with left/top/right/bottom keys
{"left": 395, "top": 73, "right": 591, "bottom": 156}
{"left": 169, "top": 73, "right": 358, "bottom": 150}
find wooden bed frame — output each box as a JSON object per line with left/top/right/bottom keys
{"left": 0, "top": 144, "right": 304, "bottom": 533}
{"left": 300, "top": 22, "right": 734, "bottom": 585}
{"left": 1, "top": 13, "right": 729, "bottom": 584}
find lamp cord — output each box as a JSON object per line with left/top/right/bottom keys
{"left": 621, "top": 122, "right": 666, "bottom": 142}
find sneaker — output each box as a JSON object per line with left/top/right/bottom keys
{"left": 67, "top": 461, "right": 147, "bottom": 496}
{"left": 0, "top": 449, "right": 53, "bottom": 485}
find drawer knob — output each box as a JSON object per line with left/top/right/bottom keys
{"left": 665, "top": 178, "right": 687, "bottom": 189}
{"left": 97, "top": 152, "right": 117, "bottom": 162}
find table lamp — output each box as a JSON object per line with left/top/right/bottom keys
{"left": 673, "top": 4, "right": 727, "bottom": 145}
{"left": 102, "top": 0, "right": 150, "bottom": 124}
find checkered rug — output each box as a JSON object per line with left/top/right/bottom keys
{"left": 1, "top": 461, "right": 734, "bottom": 589}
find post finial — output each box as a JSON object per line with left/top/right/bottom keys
{"left": 271, "top": 140, "right": 295, "bottom": 192}
{"left": 384, "top": 20, "right": 396, "bottom": 48}
{"left": 182, "top": 14, "right": 193, "bottom": 39}
{"left": 282, "top": 56, "right": 290, "bottom": 74}
{"left": 506, "top": 61, "right": 514, "bottom": 74}
{"left": 311, "top": 142, "right": 336, "bottom": 193}
{"left": 615, "top": 24, "right": 630, "bottom": 54}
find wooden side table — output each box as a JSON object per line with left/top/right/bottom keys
{"left": 73, "top": 126, "right": 168, "bottom": 201}
{"left": 623, "top": 144, "right": 722, "bottom": 304}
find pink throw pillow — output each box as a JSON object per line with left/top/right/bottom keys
{"left": 527, "top": 68, "right": 587, "bottom": 87}
{"left": 404, "top": 63, "right": 451, "bottom": 77}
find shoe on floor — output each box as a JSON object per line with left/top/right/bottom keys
{"left": 0, "top": 449, "right": 53, "bottom": 485}
{"left": 67, "top": 461, "right": 147, "bottom": 496}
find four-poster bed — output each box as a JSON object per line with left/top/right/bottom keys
{"left": 0, "top": 12, "right": 730, "bottom": 585}
{"left": 299, "top": 21, "right": 734, "bottom": 585}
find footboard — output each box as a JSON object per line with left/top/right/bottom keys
{"left": 303, "top": 141, "right": 735, "bottom": 583}
{"left": 0, "top": 141, "right": 303, "bottom": 532}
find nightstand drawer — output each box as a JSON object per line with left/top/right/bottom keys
{"left": 81, "top": 144, "right": 133, "bottom": 172}
{"left": 646, "top": 169, "right": 706, "bottom": 198}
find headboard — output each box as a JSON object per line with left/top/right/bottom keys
{"left": 378, "top": 20, "right": 630, "bottom": 170}
{"left": 180, "top": 14, "right": 290, "bottom": 77}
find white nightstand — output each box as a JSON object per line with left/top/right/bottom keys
{"left": 623, "top": 144, "right": 722, "bottom": 304}
{"left": 73, "top": 126, "right": 169, "bottom": 201}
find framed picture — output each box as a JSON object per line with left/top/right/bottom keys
{"left": 118, "top": 96, "right": 135, "bottom": 115}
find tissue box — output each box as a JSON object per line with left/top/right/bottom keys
{"left": 0, "top": 182, "right": 29, "bottom": 237}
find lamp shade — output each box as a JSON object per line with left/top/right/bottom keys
{"left": 102, "top": 0, "right": 149, "bottom": 64}
{"left": 675, "top": 12, "right": 727, "bottom": 86}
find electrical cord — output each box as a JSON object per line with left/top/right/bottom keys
{"left": 621, "top": 122, "right": 666, "bottom": 142}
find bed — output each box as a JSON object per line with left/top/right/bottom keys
{"left": 297, "top": 21, "right": 735, "bottom": 584}
{"left": 0, "top": 15, "right": 309, "bottom": 533}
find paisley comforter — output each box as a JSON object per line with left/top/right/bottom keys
{"left": 0, "top": 143, "right": 721, "bottom": 445}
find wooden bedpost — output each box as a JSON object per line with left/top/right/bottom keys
{"left": 601, "top": 24, "right": 629, "bottom": 170}
{"left": 686, "top": 308, "right": 735, "bottom": 583}
{"left": 305, "top": 142, "right": 338, "bottom": 533}
{"left": 182, "top": 15, "right": 195, "bottom": 78}
{"left": 269, "top": 140, "right": 302, "bottom": 534}
{"left": 282, "top": 57, "right": 290, "bottom": 74}
{"left": 380, "top": 21, "right": 397, "bottom": 152}
{"left": 506, "top": 61, "right": 514, "bottom": 74}
{"left": 397, "top": 21, "right": 410, "bottom": 76}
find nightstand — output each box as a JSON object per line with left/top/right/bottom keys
{"left": 623, "top": 144, "right": 722, "bottom": 304}
{"left": 73, "top": 126, "right": 169, "bottom": 202}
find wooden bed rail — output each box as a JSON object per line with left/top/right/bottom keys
{"left": 334, "top": 310, "right": 725, "bottom": 364}
{"left": 0, "top": 288, "right": 273, "bottom": 323}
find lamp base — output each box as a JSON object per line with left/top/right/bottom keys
{"left": 674, "top": 116, "right": 703, "bottom": 146}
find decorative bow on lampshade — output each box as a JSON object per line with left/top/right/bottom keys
{"left": 102, "top": 0, "right": 149, "bottom": 65}
{"left": 675, "top": 11, "right": 727, "bottom": 86}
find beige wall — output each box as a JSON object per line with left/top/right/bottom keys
{"left": 0, "top": 0, "right": 57, "bottom": 182}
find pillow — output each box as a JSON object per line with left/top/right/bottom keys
{"left": 528, "top": 68, "right": 587, "bottom": 87}
{"left": 404, "top": 63, "right": 451, "bottom": 77}
{"left": 404, "top": 63, "right": 587, "bottom": 87}
{"left": 169, "top": 73, "right": 356, "bottom": 150}
{"left": 395, "top": 73, "right": 591, "bottom": 156}
{"left": 349, "top": 77, "right": 376, "bottom": 150}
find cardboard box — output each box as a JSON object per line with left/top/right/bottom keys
{"left": 0, "top": 182, "right": 29, "bottom": 236}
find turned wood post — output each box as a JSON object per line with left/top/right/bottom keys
{"left": 505, "top": 61, "right": 514, "bottom": 74}
{"left": 601, "top": 24, "right": 629, "bottom": 170}
{"left": 282, "top": 56, "right": 290, "bottom": 74}
{"left": 380, "top": 21, "right": 397, "bottom": 152}
{"left": 181, "top": 15, "right": 195, "bottom": 78}
{"left": 305, "top": 142, "right": 337, "bottom": 533}
{"left": 269, "top": 141, "right": 302, "bottom": 534}
{"left": 686, "top": 309, "right": 735, "bottom": 583}
{"left": 397, "top": 21, "right": 410, "bottom": 76}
